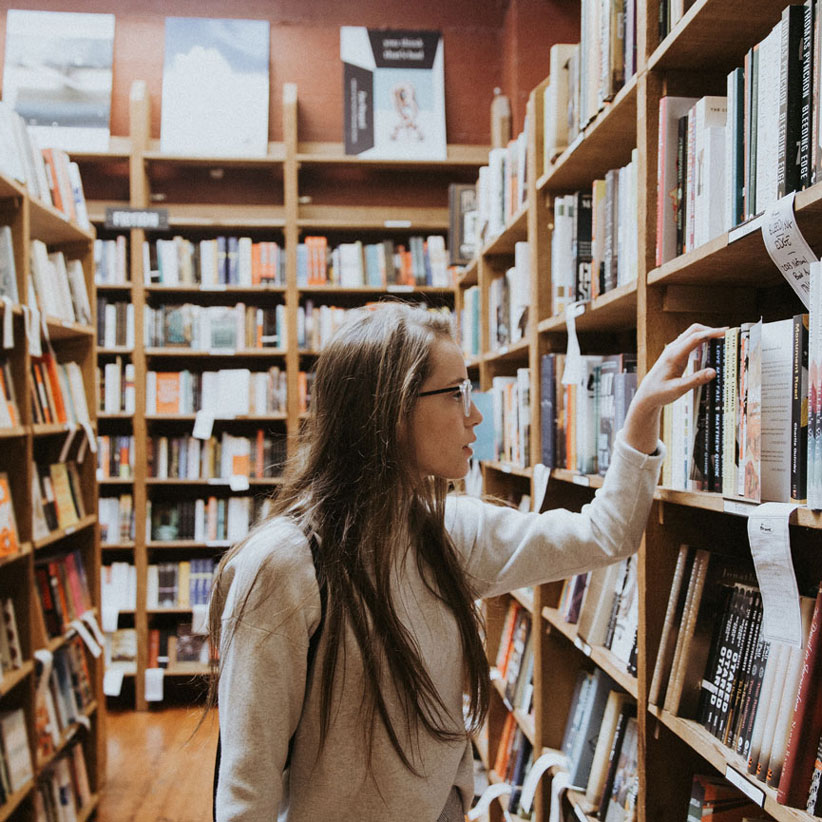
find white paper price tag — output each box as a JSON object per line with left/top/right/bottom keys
{"left": 562, "top": 302, "right": 587, "bottom": 386}
{"left": 81, "top": 611, "right": 106, "bottom": 646}
{"left": 467, "top": 783, "right": 512, "bottom": 820}
{"left": 229, "top": 474, "right": 250, "bottom": 492}
{"left": 193, "top": 410, "right": 215, "bottom": 440}
{"left": 103, "top": 667, "right": 125, "bottom": 697}
{"left": 747, "top": 502, "right": 803, "bottom": 646}
{"left": 549, "top": 770, "right": 572, "bottom": 822}
{"left": 1, "top": 297, "right": 12, "bottom": 349}
{"left": 533, "top": 463, "right": 550, "bottom": 512}
{"left": 191, "top": 604, "right": 209, "bottom": 635}
{"left": 761, "top": 192, "right": 815, "bottom": 309}
{"left": 724, "top": 765, "right": 765, "bottom": 806}
{"left": 145, "top": 667, "right": 165, "bottom": 701}
{"left": 70, "top": 618, "right": 102, "bottom": 657}
{"left": 518, "top": 749, "right": 569, "bottom": 815}
{"left": 101, "top": 605, "right": 120, "bottom": 633}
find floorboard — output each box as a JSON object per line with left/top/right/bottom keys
{"left": 97, "top": 707, "right": 219, "bottom": 822}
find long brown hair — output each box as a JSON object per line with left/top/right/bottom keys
{"left": 206, "top": 301, "right": 489, "bottom": 772}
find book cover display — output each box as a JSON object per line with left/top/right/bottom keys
{"left": 341, "top": 27, "right": 446, "bottom": 160}
{"left": 2, "top": 10, "right": 115, "bottom": 152}
{"left": 161, "top": 17, "right": 270, "bottom": 157}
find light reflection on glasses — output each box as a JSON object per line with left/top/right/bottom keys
{"left": 417, "top": 378, "right": 472, "bottom": 417}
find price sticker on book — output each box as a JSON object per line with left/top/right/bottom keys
{"left": 724, "top": 765, "right": 765, "bottom": 807}
{"left": 747, "top": 502, "right": 803, "bottom": 646}
{"left": 761, "top": 192, "right": 816, "bottom": 310}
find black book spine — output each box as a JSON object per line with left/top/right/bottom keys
{"left": 575, "top": 192, "right": 593, "bottom": 302}
{"left": 715, "top": 585, "right": 748, "bottom": 742}
{"left": 801, "top": 0, "right": 815, "bottom": 189}
{"left": 725, "top": 588, "right": 760, "bottom": 748}
{"left": 675, "top": 114, "right": 689, "bottom": 256}
{"left": 739, "top": 627, "right": 770, "bottom": 759}
{"left": 710, "top": 337, "right": 725, "bottom": 492}
{"left": 730, "top": 591, "right": 764, "bottom": 751}
{"left": 698, "top": 583, "right": 735, "bottom": 734}
{"left": 779, "top": 5, "right": 807, "bottom": 197}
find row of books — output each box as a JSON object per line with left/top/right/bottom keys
{"left": 663, "top": 315, "right": 808, "bottom": 504}
{"left": 34, "top": 743, "right": 93, "bottom": 822}
{"left": 147, "top": 622, "right": 209, "bottom": 671}
{"left": 540, "top": 352, "right": 638, "bottom": 476}
{"left": 493, "top": 601, "right": 535, "bottom": 716}
{"left": 493, "top": 712, "right": 533, "bottom": 815}
{"left": 542, "top": 1, "right": 639, "bottom": 170}
{"left": 551, "top": 151, "right": 639, "bottom": 317}
{"left": 147, "top": 496, "right": 274, "bottom": 544}
{"left": 297, "top": 235, "right": 453, "bottom": 289}
{"left": 147, "top": 559, "right": 215, "bottom": 610}
{"left": 559, "top": 555, "right": 639, "bottom": 676}
{"left": 487, "top": 241, "right": 530, "bottom": 351}
{"left": 94, "top": 236, "right": 129, "bottom": 285}
{"left": 650, "top": 544, "right": 822, "bottom": 811}
{"left": 30, "top": 241, "right": 91, "bottom": 326}
{"left": 144, "top": 302, "right": 286, "bottom": 350}
{"left": 143, "top": 236, "right": 286, "bottom": 287}
{"left": 475, "top": 125, "right": 528, "bottom": 244}
{"left": 0, "top": 361, "right": 19, "bottom": 428}
{"left": 33, "top": 460, "right": 87, "bottom": 538}
{"left": 0, "top": 708, "right": 33, "bottom": 799}
{"left": 101, "top": 562, "right": 137, "bottom": 615}
{"left": 459, "top": 286, "right": 480, "bottom": 358}
{"left": 105, "top": 628, "right": 136, "bottom": 675}
{"left": 147, "top": 431, "right": 286, "bottom": 481}
{"left": 33, "top": 550, "right": 93, "bottom": 641}
{"left": 35, "top": 637, "right": 94, "bottom": 764}
{"left": 686, "top": 773, "right": 767, "bottom": 822}
{"left": 97, "top": 299, "right": 135, "bottom": 349}
{"left": 145, "top": 367, "right": 287, "bottom": 417}
{"left": 30, "top": 355, "right": 92, "bottom": 428}
{"left": 0, "top": 597, "right": 22, "bottom": 677}
{"left": 562, "top": 671, "right": 638, "bottom": 820}
{"left": 0, "top": 100, "right": 89, "bottom": 229}
{"left": 97, "top": 435, "right": 134, "bottom": 480}
{"left": 0, "top": 227, "right": 18, "bottom": 304}
{"left": 99, "top": 494, "right": 135, "bottom": 545}
{"left": 97, "top": 357, "right": 135, "bottom": 415}
{"left": 490, "top": 371, "right": 531, "bottom": 468}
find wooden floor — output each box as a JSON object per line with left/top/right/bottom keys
{"left": 96, "top": 707, "right": 219, "bottom": 822}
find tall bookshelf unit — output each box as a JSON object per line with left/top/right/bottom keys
{"left": 0, "top": 168, "right": 104, "bottom": 816}
{"left": 73, "top": 81, "right": 486, "bottom": 711}
{"left": 462, "top": 2, "right": 822, "bottom": 822}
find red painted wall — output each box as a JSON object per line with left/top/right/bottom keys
{"left": 0, "top": 0, "right": 580, "bottom": 146}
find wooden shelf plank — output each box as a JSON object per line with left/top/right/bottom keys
{"left": 538, "top": 77, "right": 638, "bottom": 193}
{"left": 143, "top": 142, "right": 286, "bottom": 165}
{"left": 479, "top": 205, "right": 529, "bottom": 257}
{"left": 648, "top": 0, "right": 792, "bottom": 73}
{"left": 297, "top": 204, "right": 449, "bottom": 231}
{"left": 296, "top": 141, "right": 488, "bottom": 168}
{"left": 538, "top": 282, "right": 638, "bottom": 334}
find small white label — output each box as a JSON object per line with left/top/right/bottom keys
{"left": 229, "top": 474, "right": 250, "bottom": 492}
{"left": 724, "top": 765, "right": 765, "bottom": 807}
{"left": 209, "top": 348, "right": 235, "bottom": 356}
{"left": 723, "top": 498, "right": 758, "bottom": 517}
{"left": 501, "top": 464, "right": 512, "bottom": 474}
{"left": 384, "top": 220, "right": 412, "bottom": 228}
{"left": 65, "top": 526, "right": 76, "bottom": 535}
{"left": 574, "top": 635, "right": 592, "bottom": 656}
{"left": 201, "top": 284, "right": 227, "bottom": 291}
{"left": 103, "top": 668, "right": 124, "bottom": 697}
{"left": 572, "top": 474, "right": 591, "bottom": 487}
{"left": 145, "top": 667, "right": 165, "bottom": 702}
{"left": 387, "top": 285, "right": 414, "bottom": 292}
{"left": 728, "top": 214, "right": 764, "bottom": 243}
{"left": 192, "top": 411, "right": 215, "bottom": 440}
{"left": 498, "top": 345, "right": 509, "bottom": 355}
{"left": 207, "top": 478, "right": 229, "bottom": 486}
{"left": 569, "top": 134, "right": 584, "bottom": 154}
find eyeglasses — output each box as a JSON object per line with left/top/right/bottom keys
{"left": 418, "top": 378, "right": 473, "bottom": 417}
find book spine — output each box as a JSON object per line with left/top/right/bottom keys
{"left": 791, "top": 314, "right": 810, "bottom": 503}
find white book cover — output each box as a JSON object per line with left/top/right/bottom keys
{"left": 2, "top": 11, "right": 114, "bottom": 152}
{"left": 217, "top": 369, "right": 251, "bottom": 418}
{"left": 0, "top": 709, "right": 32, "bottom": 792}
{"left": 694, "top": 126, "right": 726, "bottom": 249}
{"left": 760, "top": 318, "right": 794, "bottom": 502}
{"left": 227, "top": 497, "right": 250, "bottom": 543}
{"left": 161, "top": 18, "right": 270, "bottom": 157}
{"left": 545, "top": 43, "right": 578, "bottom": 165}
{"left": 341, "top": 27, "right": 446, "bottom": 160}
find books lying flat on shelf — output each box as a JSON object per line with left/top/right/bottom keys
{"left": 161, "top": 17, "right": 270, "bottom": 157}
{"left": 341, "top": 27, "right": 446, "bottom": 160}
{"left": 2, "top": 10, "right": 114, "bottom": 153}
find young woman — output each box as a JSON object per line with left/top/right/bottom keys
{"left": 208, "top": 301, "right": 722, "bottom": 822}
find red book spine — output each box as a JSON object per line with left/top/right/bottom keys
{"left": 778, "top": 586, "right": 822, "bottom": 806}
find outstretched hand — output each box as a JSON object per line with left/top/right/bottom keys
{"left": 621, "top": 323, "right": 728, "bottom": 455}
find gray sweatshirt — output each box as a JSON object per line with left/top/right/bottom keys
{"left": 213, "top": 433, "right": 664, "bottom": 821}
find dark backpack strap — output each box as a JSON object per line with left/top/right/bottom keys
{"left": 213, "top": 533, "right": 326, "bottom": 821}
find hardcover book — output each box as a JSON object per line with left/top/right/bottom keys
{"left": 161, "top": 17, "right": 270, "bottom": 157}
{"left": 341, "top": 27, "right": 446, "bottom": 160}
{"left": 0, "top": 474, "right": 19, "bottom": 557}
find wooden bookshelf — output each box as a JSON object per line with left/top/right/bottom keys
{"left": 75, "top": 80, "right": 485, "bottom": 712}
{"left": 0, "top": 153, "right": 105, "bottom": 818}
{"left": 459, "top": 1, "right": 822, "bottom": 821}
